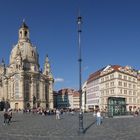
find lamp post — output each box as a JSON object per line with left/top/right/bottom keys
{"left": 77, "top": 15, "right": 84, "bottom": 134}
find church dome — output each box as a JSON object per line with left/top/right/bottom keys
{"left": 9, "top": 22, "right": 39, "bottom": 65}
{"left": 10, "top": 42, "right": 39, "bottom": 64}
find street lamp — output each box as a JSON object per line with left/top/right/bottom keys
{"left": 77, "top": 15, "right": 84, "bottom": 134}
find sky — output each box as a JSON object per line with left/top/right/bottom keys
{"left": 0, "top": 0, "right": 140, "bottom": 90}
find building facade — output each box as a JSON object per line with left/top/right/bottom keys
{"left": 56, "top": 88, "right": 80, "bottom": 109}
{"left": 86, "top": 68, "right": 103, "bottom": 111}
{"left": 0, "top": 22, "right": 54, "bottom": 110}
{"left": 86, "top": 65, "right": 140, "bottom": 114}
{"left": 56, "top": 89, "right": 71, "bottom": 108}
{"left": 73, "top": 91, "right": 80, "bottom": 109}
{"left": 82, "top": 81, "right": 87, "bottom": 111}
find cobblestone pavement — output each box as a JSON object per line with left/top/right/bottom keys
{"left": 0, "top": 112, "right": 139, "bottom": 140}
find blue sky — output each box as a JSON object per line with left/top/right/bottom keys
{"left": 0, "top": 0, "right": 140, "bottom": 90}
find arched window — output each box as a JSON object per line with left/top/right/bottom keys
{"left": 25, "top": 81, "right": 30, "bottom": 101}
{"left": 20, "top": 31, "right": 22, "bottom": 37}
{"left": 24, "top": 31, "right": 27, "bottom": 37}
{"left": 32, "top": 51, "right": 34, "bottom": 56}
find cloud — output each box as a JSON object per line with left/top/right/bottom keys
{"left": 55, "top": 78, "right": 64, "bottom": 82}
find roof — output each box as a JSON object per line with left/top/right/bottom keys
{"left": 87, "top": 65, "right": 121, "bottom": 83}
{"left": 20, "top": 21, "right": 28, "bottom": 29}
{"left": 73, "top": 91, "right": 80, "bottom": 97}
{"left": 87, "top": 65, "right": 138, "bottom": 84}
{"left": 87, "top": 67, "right": 105, "bottom": 83}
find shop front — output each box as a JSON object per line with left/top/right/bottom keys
{"left": 108, "top": 97, "right": 127, "bottom": 117}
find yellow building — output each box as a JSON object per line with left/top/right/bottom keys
{"left": 0, "top": 22, "right": 54, "bottom": 110}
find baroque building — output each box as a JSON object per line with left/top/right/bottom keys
{"left": 0, "top": 22, "right": 54, "bottom": 110}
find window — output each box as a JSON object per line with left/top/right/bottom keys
{"left": 124, "top": 82, "right": 127, "bottom": 87}
{"left": 124, "top": 76, "right": 127, "bottom": 80}
{"left": 105, "top": 83, "right": 109, "bottom": 88}
{"left": 20, "top": 31, "right": 22, "bottom": 37}
{"left": 105, "top": 76, "right": 109, "bottom": 81}
{"left": 129, "top": 98, "right": 132, "bottom": 103}
{"left": 133, "top": 91, "right": 136, "bottom": 96}
{"left": 133, "top": 78, "right": 136, "bottom": 82}
{"left": 25, "top": 81, "right": 29, "bottom": 100}
{"left": 101, "top": 98, "right": 104, "bottom": 104}
{"left": 110, "top": 74, "right": 114, "bottom": 79}
{"left": 24, "top": 31, "right": 27, "bottom": 37}
{"left": 118, "top": 81, "right": 122, "bottom": 86}
{"left": 133, "top": 84, "right": 136, "bottom": 89}
{"left": 129, "top": 84, "right": 132, "bottom": 88}
{"left": 128, "top": 77, "right": 131, "bottom": 81}
{"left": 133, "top": 98, "right": 136, "bottom": 103}
{"left": 124, "top": 90, "right": 127, "bottom": 94}
{"left": 101, "top": 91, "right": 104, "bottom": 96}
{"left": 129, "top": 91, "right": 132, "bottom": 95}
{"left": 101, "top": 78, "right": 104, "bottom": 82}
{"left": 118, "top": 74, "right": 122, "bottom": 79}
{"left": 106, "top": 90, "right": 109, "bottom": 95}
{"left": 32, "top": 51, "right": 34, "bottom": 56}
{"left": 110, "top": 82, "right": 114, "bottom": 87}
{"left": 110, "top": 89, "right": 114, "bottom": 94}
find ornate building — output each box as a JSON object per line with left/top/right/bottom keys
{"left": 0, "top": 22, "right": 54, "bottom": 110}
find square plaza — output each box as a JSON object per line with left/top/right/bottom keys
{"left": 0, "top": 112, "right": 139, "bottom": 140}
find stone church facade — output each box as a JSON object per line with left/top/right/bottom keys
{"left": 0, "top": 22, "right": 54, "bottom": 110}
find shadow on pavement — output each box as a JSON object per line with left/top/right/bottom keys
{"left": 83, "top": 121, "right": 96, "bottom": 133}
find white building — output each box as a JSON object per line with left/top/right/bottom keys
{"left": 86, "top": 65, "right": 140, "bottom": 114}
{"left": 86, "top": 68, "right": 102, "bottom": 111}
{"left": 82, "top": 81, "right": 87, "bottom": 111}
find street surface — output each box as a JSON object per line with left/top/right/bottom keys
{"left": 0, "top": 112, "right": 139, "bottom": 140}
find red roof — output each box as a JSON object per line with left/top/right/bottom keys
{"left": 87, "top": 67, "right": 105, "bottom": 83}
{"left": 87, "top": 65, "right": 121, "bottom": 83}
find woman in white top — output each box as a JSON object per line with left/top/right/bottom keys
{"left": 96, "top": 110, "right": 101, "bottom": 125}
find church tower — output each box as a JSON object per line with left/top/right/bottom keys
{"left": 43, "top": 55, "right": 53, "bottom": 78}
{"left": 43, "top": 55, "right": 54, "bottom": 109}
{"left": 18, "top": 21, "right": 30, "bottom": 43}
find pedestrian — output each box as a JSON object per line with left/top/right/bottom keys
{"left": 3, "top": 111, "right": 9, "bottom": 125}
{"left": 96, "top": 110, "right": 101, "bottom": 125}
{"left": 56, "top": 109, "right": 60, "bottom": 119}
{"left": 8, "top": 109, "right": 12, "bottom": 123}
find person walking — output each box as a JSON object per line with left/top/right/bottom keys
{"left": 56, "top": 109, "right": 60, "bottom": 120}
{"left": 96, "top": 110, "right": 101, "bottom": 125}
{"left": 3, "top": 111, "right": 9, "bottom": 125}
{"left": 8, "top": 109, "right": 12, "bottom": 123}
